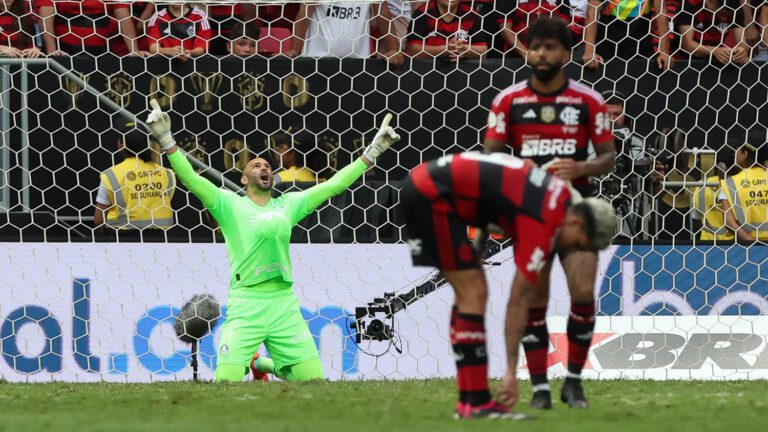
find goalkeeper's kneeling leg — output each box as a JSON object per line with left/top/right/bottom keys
{"left": 215, "top": 363, "right": 248, "bottom": 382}
{"left": 279, "top": 358, "right": 324, "bottom": 381}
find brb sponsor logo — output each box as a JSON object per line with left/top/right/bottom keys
{"left": 520, "top": 138, "right": 577, "bottom": 157}
{"left": 533, "top": 331, "right": 768, "bottom": 371}
{"left": 0, "top": 278, "right": 358, "bottom": 376}
{"left": 598, "top": 245, "right": 768, "bottom": 316}
{"left": 593, "top": 332, "right": 768, "bottom": 370}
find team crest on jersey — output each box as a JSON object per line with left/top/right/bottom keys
{"left": 540, "top": 106, "right": 556, "bottom": 123}
{"left": 455, "top": 29, "right": 470, "bottom": 42}
{"left": 559, "top": 106, "right": 580, "bottom": 126}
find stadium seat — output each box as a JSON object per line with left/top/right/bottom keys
{"left": 258, "top": 26, "right": 292, "bottom": 56}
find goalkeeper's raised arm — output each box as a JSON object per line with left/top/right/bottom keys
{"left": 145, "top": 99, "right": 400, "bottom": 383}
{"left": 145, "top": 100, "right": 219, "bottom": 209}
{"left": 146, "top": 99, "right": 400, "bottom": 211}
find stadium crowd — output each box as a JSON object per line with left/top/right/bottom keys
{"left": 0, "top": 0, "right": 765, "bottom": 63}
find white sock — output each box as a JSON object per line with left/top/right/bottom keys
{"left": 565, "top": 371, "right": 582, "bottom": 380}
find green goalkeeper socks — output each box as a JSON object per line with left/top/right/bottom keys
{"left": 254, "top": 356, "right": 276, "bottom": 374}
{"left": 279, "top": 358, "right": 324, "bottom": 381}
{"left": 214, "top": 363, "right": 248, "bottom": 382}
{"left": 215, "top": 358, "right": 323, "bottom": 382}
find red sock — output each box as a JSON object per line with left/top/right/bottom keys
{"left": 450, "top": 312, "right": 491, "bottom": 406}
{"left": 522, "top": 307, "right": 549, "bottom": 389}
{"left": 567, "top": 302, "right": 595, "bottom": 378}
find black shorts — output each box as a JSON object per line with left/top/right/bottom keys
{"left": 399, "top": 178, "right": 481, "bottom": 272}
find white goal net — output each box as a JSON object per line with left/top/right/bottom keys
{"left": 0, "top": 0, "right": 767, "bottom": 382}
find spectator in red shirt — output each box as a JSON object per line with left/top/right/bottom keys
{"left": 499, "top": 0, "right": 576, "bottom": 59}
{"left": 0, "top": 0, "right": 41, "bottom": 58}
{"left": 36, "top": 0, "right": 146, "bottom": 56}
{"left": 146, "top": 2, "right": 211, "bottom": 61}
{"left": 112, "top": 1, "right": 156, "bottom": 54}
{"left": 677, "top": 0, "right": 750, "bottom": 64}
{"left": 405, "top": 0, "right": 488, "bottom": 61}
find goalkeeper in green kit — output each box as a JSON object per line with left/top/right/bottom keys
{"left": 145, "top": 100, "right": 400, "bottom": 382}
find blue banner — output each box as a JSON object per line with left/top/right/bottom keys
{"left": 599, "top": 245, "right": 768, "bottom": 316}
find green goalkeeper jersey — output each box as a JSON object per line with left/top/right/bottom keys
{"left": 168, "top": 151, "right": 367, "bottom": 290}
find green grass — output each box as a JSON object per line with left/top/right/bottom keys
{"left": 0, "top": 379, "right": 764, "bottom": 432}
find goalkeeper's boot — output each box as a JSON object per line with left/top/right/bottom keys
{"left": 529, "top": 390, "right": 553, "bottom": 410}
{"left": 453, "top": 401, "right": 530, "bottom": 420}
{"left": 560, "top": 378, "right": 589, "bottom": 409}
{"left": 249, "top": 353, "right": 270, "bottom": 382}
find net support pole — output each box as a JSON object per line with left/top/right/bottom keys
{"left": 20, "top": 63, "right": 30, "bottom": 211}
{"left": 0, "top": 58, "right": 243, "bottom": 195}
{"left": 0, "top": 65, "right": 10, "bottom": 211}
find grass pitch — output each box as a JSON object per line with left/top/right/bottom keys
{"left": 0, "top": 379, "right": 764, "bottom": 432}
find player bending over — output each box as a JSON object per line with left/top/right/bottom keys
{"left": 146, "top": 100, "right": 400, "bottom": 382}
{"left": 400, "top": 151, "right": 615, "bottom": 419}
{"left": 484, "top": 16, "right": 616, "bottom": 409}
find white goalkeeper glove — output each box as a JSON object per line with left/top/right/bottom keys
{"left": 146, "top": 99, "right": 176, "bottom": 150}
{"left": 363, "top": 113, "right": 401, "bottom": 163}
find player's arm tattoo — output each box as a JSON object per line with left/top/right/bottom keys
{"left": 579, "top": 140, "right": 616, "bottom": 176}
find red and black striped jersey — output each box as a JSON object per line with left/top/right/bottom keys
{"left": 208, "top": 4, "right": 243, "bottom": 21}
{"left": 410, "top": 152, "right": 572, "bottom": 282}
{"left": 406, "top": 2, "right": 488, "bottom": 48}
{"left": 0, "top": 2, "right": 33, "bottom": 49}
{"left": 499, "top": 0, "right": 573, "bottom": 43}
{"left": 207, "top": 3, "right": 243, "bottom": 37}
{"left": 484, "top": 79, "right": 612, "bottom": 194}
{"left": 146, "top": 6, "right": 211, "bottom": 51}
{"left": 676, "top": 0, "right": 745, "bottom": 47}
{"left": 34, "top": 0, "right": 128, "bottom": 51}
{"left": 259, "top": 3, "right": 299, "bottom": 29}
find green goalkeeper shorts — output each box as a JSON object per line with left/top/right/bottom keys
{"left": 217, "top": 281, "right": 319, "bottom": 372}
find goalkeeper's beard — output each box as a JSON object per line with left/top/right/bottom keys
{"left": 250, "top": 182, "right": 272, "bottom": 193}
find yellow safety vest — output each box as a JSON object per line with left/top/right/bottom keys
{"left": 691, "top": 176, "right": 733, "bottom": 241}
{"left": 101, "top": 157, "right": 176, "bottom": 229}
{"left": 273, "top": 167, "right": 320, "bottom": 184}
{"left": 721, "top": 167, "right": 768, "bottom": 240}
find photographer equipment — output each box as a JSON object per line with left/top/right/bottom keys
{"left": 174, "top": 294, "right": 221, "bottom": 381}
{"left": 597, "top": 126, "right": 649, "bottom": 237}
{"left": 349, "top": 238, "right": 510, "bottom": 354}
